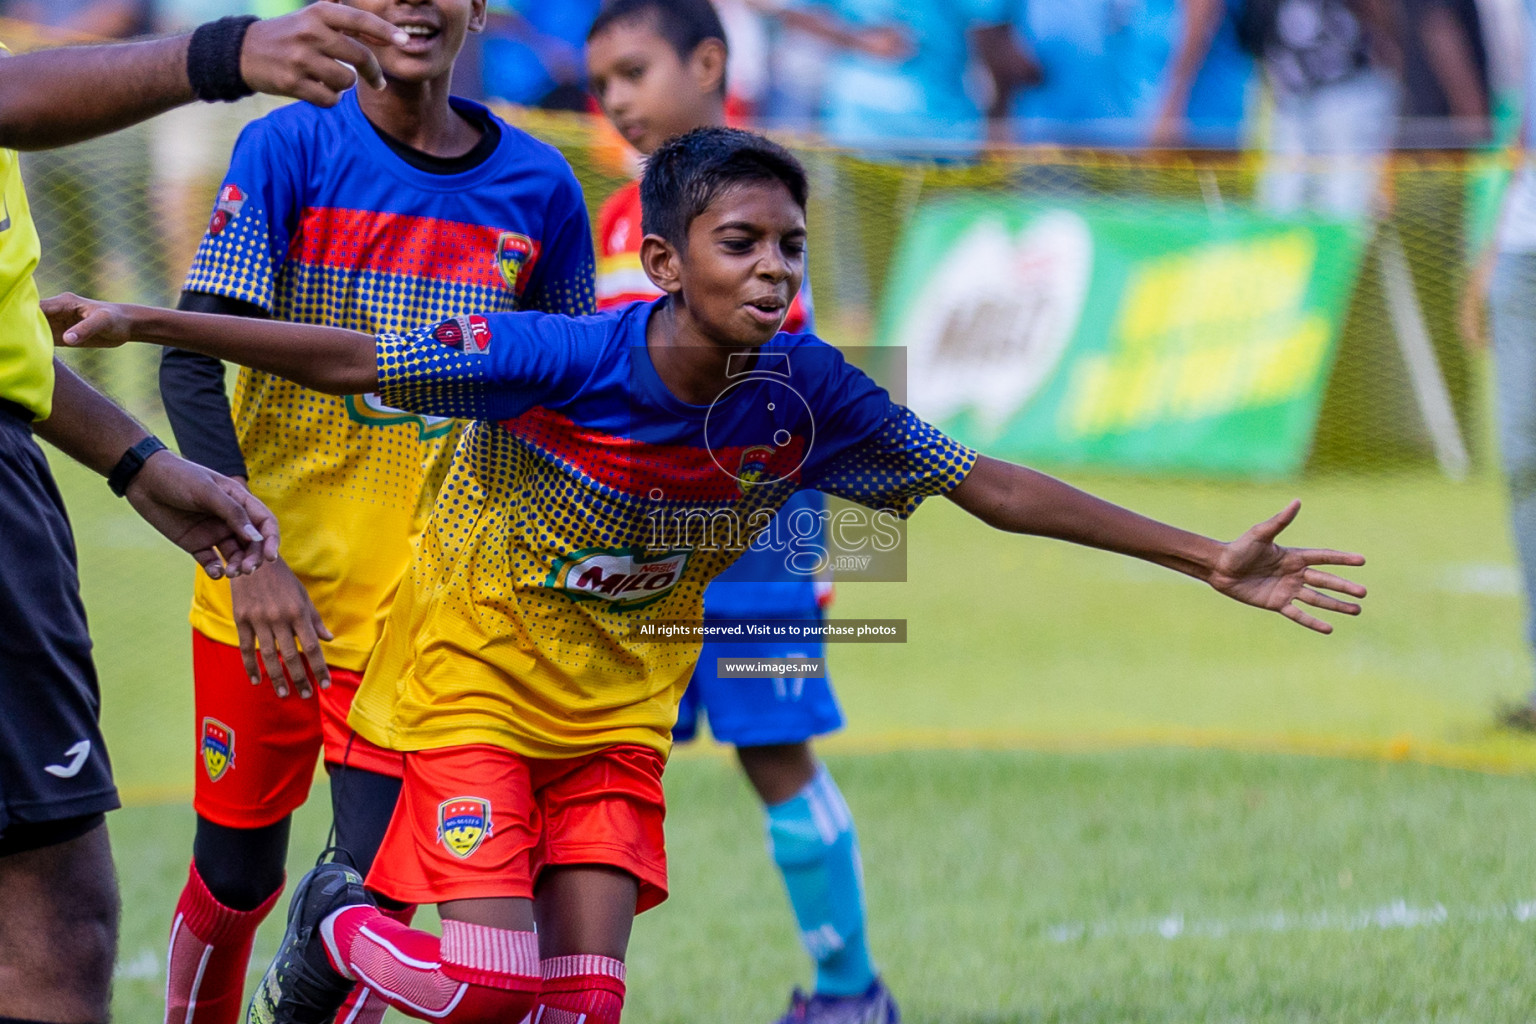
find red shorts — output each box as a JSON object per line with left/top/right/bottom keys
{"left": 366, "top": 744, "right": 668, "bottom": 913}
{"left": 191, "top": 630, "right": 403, "bottom": 828}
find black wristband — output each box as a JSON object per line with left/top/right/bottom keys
{"left": 187, "top": 15, "right": 259, "bottom": 103}
{"left": 108, "top": 436, "right": 169, "bottom": 498}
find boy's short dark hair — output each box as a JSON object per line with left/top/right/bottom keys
{"left": 639, "top": 127, "right": 808, "bottom": 247}
{"left": 589, "top": 0, "right": 729, "bottom": 90}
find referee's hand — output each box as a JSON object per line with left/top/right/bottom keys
{"left": 240, "top": 3, "right": 409, "bottom": 106}
{"left": 124, "top": 453, "right": 280, "bottom": 580}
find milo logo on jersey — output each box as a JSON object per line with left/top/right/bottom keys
{"left": 433, "top": 314, "right": 492, "bottom": 354}
{"left": 437, "top": 797, "right": 492, "bottom": 858}
{"left": 344, "top": 392, "right": 456, "bottom": 440}
{"left": 545, "top": 547, "right": 690, "bottom": 609}
{"left": 202, "top": 717, "right": 234, "bottom": 782}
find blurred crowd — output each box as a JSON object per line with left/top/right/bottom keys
{"left": 0, "top": 0, "right": 1519, "bottom": 156}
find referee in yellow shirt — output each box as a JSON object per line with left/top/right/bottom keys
{"left": 0, "top": 7, "right": 415, "bottom": 1022}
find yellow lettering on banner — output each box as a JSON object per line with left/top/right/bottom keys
{"left": 1063, "top": 231, "right": 1328, "bottom": 437}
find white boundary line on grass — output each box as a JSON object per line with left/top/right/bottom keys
{"left": 1045, "top": 898, "right": 1536, "bottom": 943}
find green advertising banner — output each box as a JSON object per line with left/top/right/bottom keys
{"left": 878, "top": 199, "right": 1368, "bottom": 476}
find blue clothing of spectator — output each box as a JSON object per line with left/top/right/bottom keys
{"left": 1009, "top": 0, "right": 1127, "bottom": 141}
{"left": 1009, "top": 0, "right": 1250, "bottom": 146}
{"left": 1136, "top": 0, "right": 1251, "bottom": 146}
{"left": 787, "top": 0, "right": 1012, "bottom": 150}
{"left": 482, "top": 0, "right": 601, "bottom": 107}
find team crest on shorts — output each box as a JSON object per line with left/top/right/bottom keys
{"left": 201, "top": 717, "right": 234, "bottom": 782}
{"left": 495, "top": 231, "right": 535, "bottom": 292}
{"left": 438, "top": 797, "right": 493, "bottom": 858}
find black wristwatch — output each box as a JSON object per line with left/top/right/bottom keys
{"left": 108, "top": 436, "right": 169, "bottom": 497}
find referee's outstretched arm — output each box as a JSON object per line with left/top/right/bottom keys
{"left": 0, "top": 3, "right": 408, "bottom": 151}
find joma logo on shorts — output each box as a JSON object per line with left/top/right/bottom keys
{"left": 545, "top": 547, "right": 690, "bottom": 609}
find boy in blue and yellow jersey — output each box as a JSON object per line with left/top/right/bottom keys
{"left": 586, "top": 4, "right": 893, "bottom": 1020}
{"left": 48, "top": 127, "right": 1366, "bottom": 1024}
{"left": 156, "top": 2, "right": 594, "bottom": 1022}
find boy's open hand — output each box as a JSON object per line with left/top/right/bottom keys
{"left": 230, "top": 555, "right": 334, "bottom": 700}
{"left": 41, "top": 293, "right": 132, "bottom": 349}
{"left": 1208, "top": 500, "right": 1366, "bottom": 634}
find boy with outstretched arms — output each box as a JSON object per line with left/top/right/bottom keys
{"left": 585, "top": 4, "right": 894, "bottom": 1020}
{"left": 47, "top": 127, "right": 1365, "bottom": 1024}
{"left": 155, "top": 2, "right": 595, "bottom": 1021}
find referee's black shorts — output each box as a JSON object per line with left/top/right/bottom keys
{"left": 0, "top": 397, "right": 119, "bottom": 854}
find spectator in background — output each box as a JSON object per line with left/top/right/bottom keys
{"left": 1008, "top": 0, "right": 1134, "bottom": 143}
{"left": 773, "top": 0, "right": 1038, "bottom": 151}
{"left": 1158, "top": 0, "right": 1397, "bottom": 215}
{"left": 1397, "top": 0, "right": 1492, "bottom": 146}
{"left": 481, "top": 0, "right": 601, "bottom": 110}
{"left": 753, "top": 0, "right": 835, "bottom": 128}
{"left": 1013, "top": 0, "right": 1252, "bottom": 146}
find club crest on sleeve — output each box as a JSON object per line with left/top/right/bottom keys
{"left": 495, "top": 231, "right": 536, "bottom": 292}
{"left": 438, "top": 797, "right": 493, "bottom": 858}
{"left": 201, "top": 717, "right": 234, "bottom": 782}
{"left": 432, "top": 314, "right": 492, "bottom": 354}
{"left": 208, "top": 184, "right": 246, "bottom": 237}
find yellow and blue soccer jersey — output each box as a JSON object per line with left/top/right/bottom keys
{"left": 349, "top": 299, "right": 977, "bottom": 758}
{"left": 0, "top": 145, "right": 54, "bottom": 421}
{"left": 181, "top": 91, "right": 595, "bottom": 671}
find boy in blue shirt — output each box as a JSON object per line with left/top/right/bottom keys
{"left": 46, "top": 127, "right": 1366, "bottom": 1024}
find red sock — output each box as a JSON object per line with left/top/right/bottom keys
{"left": 334, "top": 904, "right": 416, "bottom": 1024}
{"left": 164, "top": 861, "right": 281, "bottom": 1024}
{"left": 322, "top": 907, "right": 539, "bottom": 1023}
{"left": 533, "top": 955, "right": 627, "bottom": 1024}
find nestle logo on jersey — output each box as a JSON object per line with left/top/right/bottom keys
{"left": 433, "top": 314, "right": 491, "bottom": 353}
{"left": 546, "top": 547, "right": 690, "bottom": 608}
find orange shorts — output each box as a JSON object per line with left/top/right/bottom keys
{"left": 366, "top": 744, "right": 668, "bottom": 913}
{"left": 191, "top": 630, "right": 403, "bottom": 828}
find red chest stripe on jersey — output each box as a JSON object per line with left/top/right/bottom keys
{"left": 503, "top": 406, "right": 805, "bottom": 503}
{"left": 289, "top": 208, "right": 540, "bottom": 290}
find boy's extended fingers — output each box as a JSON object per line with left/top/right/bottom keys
{"left": 1302, "top": 567, "right": 1367, "bottom": 598}
{"left": 1296, "top": 587, "right": 1361, "bottom": 616}
{"left": 1281, "top": 602, "right": 1332, "bottom": 634}
{"left": 1296, "top": 548, "right": 1366, "bottom": 568}
{"left": 1251, "top": 499, "right": 1302, "bottom": 544}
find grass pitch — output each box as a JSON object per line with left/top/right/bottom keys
{"left": 43, "top": 450, "right": 1536, "bottom": 1021}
